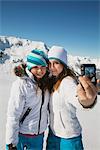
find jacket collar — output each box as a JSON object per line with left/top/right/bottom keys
{"left": 25, "top": 67, "right": 36, "bottom": 84}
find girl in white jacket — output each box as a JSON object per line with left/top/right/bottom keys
{"left": 6, "top": 49, "right": 50, "bottom": 150}
{"left": 46, "top": 46, "right": 97, "bottom": 150}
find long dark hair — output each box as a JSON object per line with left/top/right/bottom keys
{"left": 49, "top": 62, "right": 77, "bottom": 92}
{"left": 34, "top": 69, "right": 50, "bottom": 91}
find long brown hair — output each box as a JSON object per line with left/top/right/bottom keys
{"left": 35, "top": 69, "right": 50, "bottom": 91}
{"left": 49, "top": 62, "right": 77, "bottom": 92}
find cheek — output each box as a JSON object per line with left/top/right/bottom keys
{"left": 31, "top": 69, "right": 36, "bottom": 75}
{"left": 60, "top": 67, "right": 63, "bottom": 72}
{"left": 42, "top": 69, "right": 46, "bottom": 75}
{"left": 57, "top": 66, "right": 63, "bottom": 74}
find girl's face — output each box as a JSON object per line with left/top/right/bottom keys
{"left": 49, "top": 59, "right": 64, "bottom": 77}
{"left": 31, "top": 66, "right": 46, "bottom": 79}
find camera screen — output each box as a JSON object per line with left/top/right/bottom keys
{"left": 85, "top": 67, "right": 95, "bottom": 78}
{"left": 81, "top": 64, "right": 96, "bottom": 85}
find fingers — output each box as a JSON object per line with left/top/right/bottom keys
{"left": 78, "top": 76, "right": 97, "bottom": 100}
{"left": 97, "top": 79, "right": 100, "bottom": 86}
{"left": 79, "top": 76, "right": 97, "bottom": 93}
{"left": 77, "top": 84, "right": 87, "bottom": 100}
{"left": 97, "top": 79, "right": 100, "bottom": 94}
{"left": 97, "top": 79, "right": 100, "bottom": 82}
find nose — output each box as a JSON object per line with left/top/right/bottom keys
{"left": 37, "top": 68, "right": 42, "bottom": 73}
{"left": 49, "top": 63, "right": 54, "bottom": 70}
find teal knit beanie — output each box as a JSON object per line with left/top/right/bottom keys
{"left": 27, "top": 49, "right": 48, "bottom": 70}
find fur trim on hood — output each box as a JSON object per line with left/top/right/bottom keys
{"left": 14, "top": 63, "right": 27, "bottom": 77}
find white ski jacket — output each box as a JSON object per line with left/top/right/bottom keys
{"left": 49, "top": 76, "right": 83, "bottom": 138}
{"left": 6, "top": 69, "right": 50, "bottom": 145}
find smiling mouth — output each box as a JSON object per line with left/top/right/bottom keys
{"left": 37, "top": 74, "right": 42, "bottom": 76}
{"left": 36, "top": 72, "right": 44, "bottom": 77}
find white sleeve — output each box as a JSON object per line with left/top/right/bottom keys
{"left": 6, "top": 79, "right": 26, "bottom": 145}
{"left": 60, "top": 77, "right": 83, "bottom": 109}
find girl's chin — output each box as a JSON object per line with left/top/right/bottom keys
{"left": 52, "top": 73, "right": 58, "bottom": 77}
{"left": 36, "top": 75, "right": 44, "bottom": 79}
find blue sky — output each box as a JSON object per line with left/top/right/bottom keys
{"left": 0, "top": 0, "right": 100, "bottom": 58}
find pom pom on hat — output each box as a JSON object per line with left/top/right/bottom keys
{"left": 48, "top": 46, "right": 67, "bottom": 65}
{"left": 27, "top": 49, "right": 48, "bottom": 70}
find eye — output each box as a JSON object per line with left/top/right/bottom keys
{"left": 41, "top": 66, "right": 46, "bottom": 70}
{"left": 33, "top": 66, "right": 38, "bottom": 69}
{"left": 54, "top": 61, "right": 60, "bottom": 64}
{"left": 55, "top": 61, "right": 60, "bottom": 64}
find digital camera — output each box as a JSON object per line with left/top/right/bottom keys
{"left": 81, "top": 64, "right": 96, "bottom": 85}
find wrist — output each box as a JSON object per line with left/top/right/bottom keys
{"left": 79, "top": 96, "right": 97, "bottom": 108}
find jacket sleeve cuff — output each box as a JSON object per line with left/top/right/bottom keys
{"left": 79, "top": 96, "right": 97, "bottom": 109}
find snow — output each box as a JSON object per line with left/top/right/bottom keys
{"left": 0, "top": 36, "right": 100, "bottom": 150}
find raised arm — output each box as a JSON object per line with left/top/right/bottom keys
{"left": 77, "top": 76, "right": 97, "bottom": 108}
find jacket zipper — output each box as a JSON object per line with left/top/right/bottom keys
{"left": 38, "top": 90, "right": 44, "bottom": 134}
{"left": 59, "top": 112, "right": 66, "bottom": 129}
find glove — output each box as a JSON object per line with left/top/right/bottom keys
{"left": 7, "top": 143, "right": 17, "bottom": 150}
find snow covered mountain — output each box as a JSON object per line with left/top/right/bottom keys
{"left": 0, "top": 36, "right": 100, "bottom": 78}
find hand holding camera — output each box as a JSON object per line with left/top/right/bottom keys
{"left": 77, "top": 64, "right": 98, "bottom": 108}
